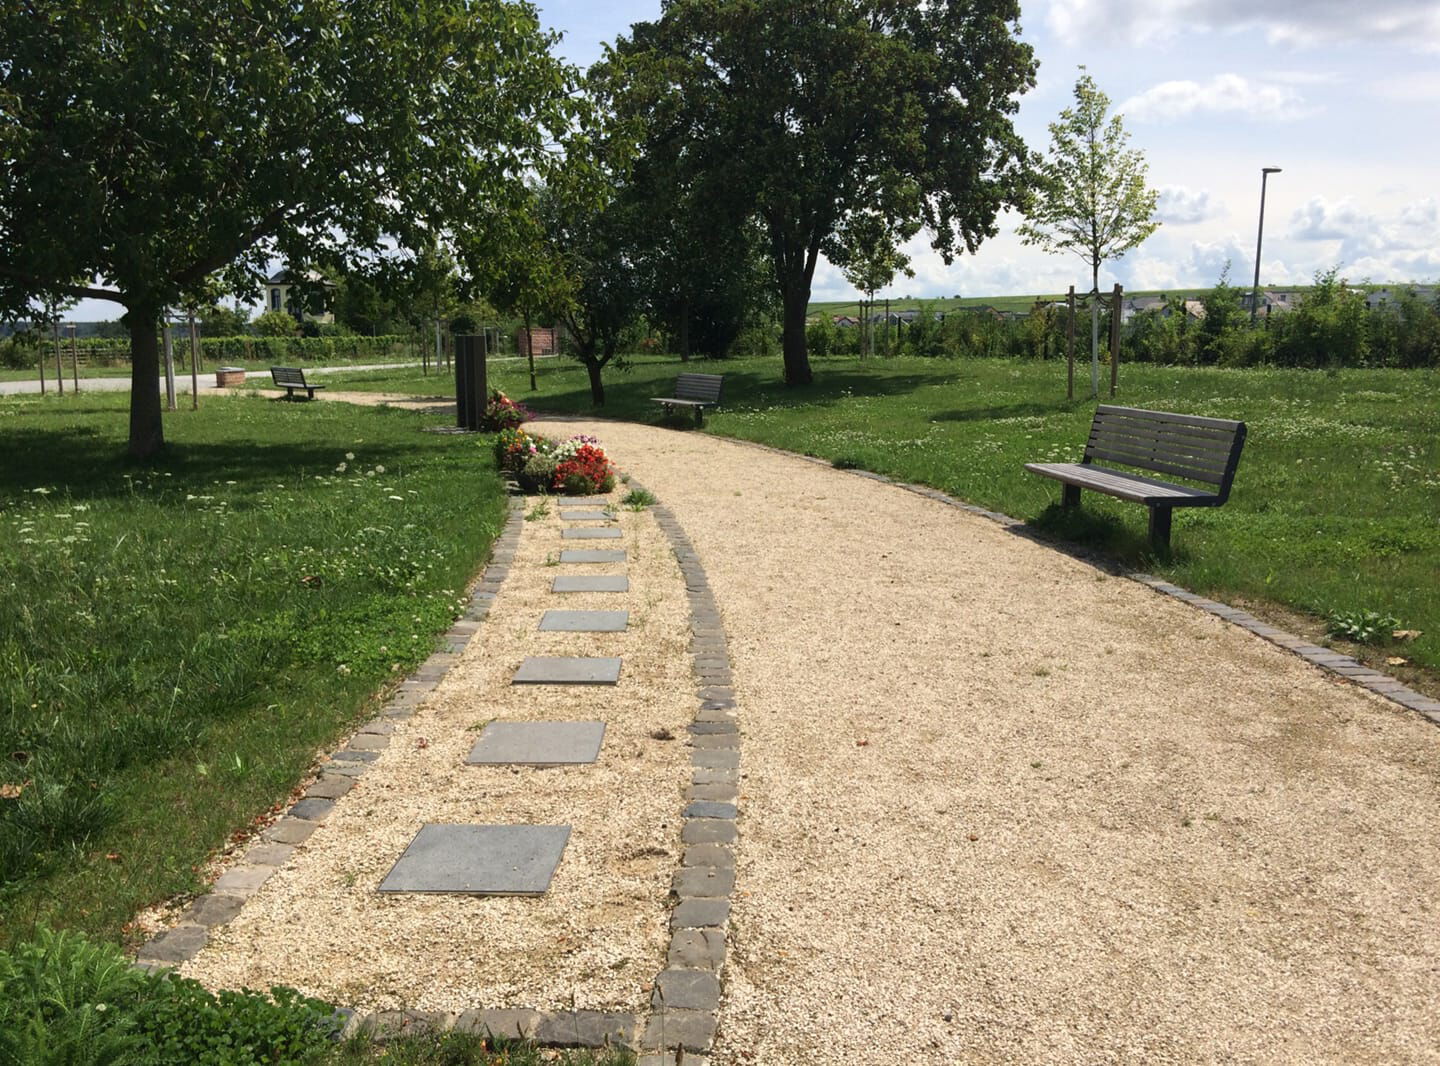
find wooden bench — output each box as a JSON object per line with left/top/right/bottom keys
{"left": 270, "top": 366, "right": 326, "bottom": 401}
{"left": 1025, "top": 405, "right": 1247, "bottom": 551}
{"left": 652, "top": 372, "right": 724, "bottom": 425}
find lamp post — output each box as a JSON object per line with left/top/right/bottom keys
{"left": 1251, "top": 166, "right": 1282, "bottom": 324}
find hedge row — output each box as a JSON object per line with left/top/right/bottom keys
{"left": 2, "top": 334, "right": 415, "bottom": 370}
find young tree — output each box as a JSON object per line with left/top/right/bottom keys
{"left": 610, "top": 0, "right": 1036, "bottom": 385}
{"left": 1017, "top": 69, "right": 1160, "bottom": 397}
{"left": 833, "top": 211, "right": 916, "bottom": 357}
{"left": 0, "top": 0, "right": 576, "bottom": 457}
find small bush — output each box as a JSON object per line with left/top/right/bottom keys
{"left": 1325, "top": 609, "right": 1401, "bottom": 645}
{"left": 518, "top": 453, "right": 558, "bottom": 494}
{"left": 482, "top": 390, "right": 532, "bottom": 431}
{"left": 554, "top": 443, "right": 616, "bottom": 495}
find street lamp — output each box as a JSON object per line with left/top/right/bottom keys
{"left": 1251, "top": 166, "right": 1282, "bottom": 324}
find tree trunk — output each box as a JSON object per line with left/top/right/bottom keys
{"left": 678, "top": 295, "right": 691, "bottom": 362}
{"left": 127, "top": 308, "right": 164, "bottom": 459}
{"left": 583, "top": 356, "right": 605, "bottom": 406}
{"left": 525, "top": 309, "right": 537, "bottom": 391}
{"left": 780, "top": 281, "right": 812, "bottom": 385}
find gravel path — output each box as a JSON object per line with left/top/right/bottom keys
{"left": 526, "top": 418, "right": 1440, "bottom": 1066}
{"left": 183, "top": 500, "right": 693, "bottom": 1013}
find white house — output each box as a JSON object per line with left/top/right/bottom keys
{"left": 264, "top": 269, "right": 334, "bottom": 324}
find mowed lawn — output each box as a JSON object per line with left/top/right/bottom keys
{"left": 0, "top": 390, "right": 508, "bottom": 947}
{"left": 332, "top": 354, "right": 1440, "bottom": 685}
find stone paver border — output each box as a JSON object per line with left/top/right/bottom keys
{"left": 134, "top": 497, "right": 525, "bottom": 970}
{"left": 133, "top": 483, "right": 736, "bottom": 1063}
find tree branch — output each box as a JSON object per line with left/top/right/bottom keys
{"left": 0, "top": 265, "right": 125, "bottom": 306}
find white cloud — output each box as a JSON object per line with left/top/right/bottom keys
{"left": 1156, "top": 186, "right": 1225, "bottom": 225}
{"left": 1046, "top": 0, "right": 1440, "bottom": 51}
{"left": 1287, "top": 195, "right": 1440, "bottom": 275}
{"left": 1119, "top": 75, "right": 1311, "bottom": 123}
{"left": 1370, "top": 71, "right": 1440, "bottom": 102}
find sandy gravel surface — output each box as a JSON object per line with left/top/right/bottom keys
{"left": 529, "top": 417, "right": 1440, "bottom": 1066}
{"left": 183, "top": 500, "right": 693, "bottom": 1013}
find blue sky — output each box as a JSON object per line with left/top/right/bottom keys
{"left": 539, "top": 0, "right": 1440, "bottom": 302}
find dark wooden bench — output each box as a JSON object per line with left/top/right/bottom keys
{"left": 1025, "top": 405, "right": 1247, "bottom": 551}
{"left": 270, "top": 365, "right": 326, "bottom": 401}
{"left": 652, "top": 372, "right": 724, "bottom": 425}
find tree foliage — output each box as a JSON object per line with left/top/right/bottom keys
{"left": 1016, "top": 69, "right": 1160, "bottom": 292}
{"left": 608, "top": 0, "right": 1036, "bottom": 385}
{"left": 1, "top": 0, "right": 577, "bottom": 456}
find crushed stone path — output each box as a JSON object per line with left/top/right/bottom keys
{"left": 527, "top": 417, "right": 1440, "bottom": 1066}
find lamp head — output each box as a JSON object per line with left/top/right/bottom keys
{"left": 1263, "top": 167, "right": 1282, "bottom": 174}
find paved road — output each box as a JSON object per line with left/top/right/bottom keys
{"left": 0, "top": 361, "right": 427, "bottom": 397}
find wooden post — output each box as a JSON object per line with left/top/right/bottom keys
{"left": 1066, "top": 286, "right": 1075, "bottom": 401}
{"left": 525, "top": 311, "right": 537, "bottom": 391}
{"left": 161, "top": 316, "right": 177, "bottom": 411}
{"left": 1109, "top": 283, "right": 1122, "bottom": 397}
{"left": 68, "top": 323, "right": 80, "bottom": 391}
{"left": 52, "top": 320, "right": 65, "bottom": 395}
{"left": 884, "top": 298, "right": 890, "bottom": 357}
{"left": 38, "top": 322, "right": 47, "bottom": 393}
{"left": 188, "top": 313, "right": 200, "bottom": 410}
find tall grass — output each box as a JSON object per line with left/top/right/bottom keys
{"left": 0, "top": 391, "right": 507, "bottom": 945}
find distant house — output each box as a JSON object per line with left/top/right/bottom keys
{"left": 264, "top": 269, "right": 334, "bottom": 323}
{"left": 1240, "top": 290, "right": 1298, "bottom": 316}
{"left": 1366, "top": 286, "right": 1437, "bottom": 311}
{"left": 831, "top": 315, "right": 860, "bottom": 328}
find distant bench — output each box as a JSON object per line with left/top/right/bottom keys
{"left": 270, "top": 366, "right": 326, "bottom": 401}
{"left": 652, "top": 372, "right": 724, "bottom": 426}
{"left": 1024, "top": 405, "right": 1247, "bottom": 551}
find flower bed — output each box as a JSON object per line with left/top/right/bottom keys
{"left": 494, "top": 428, "right": 617, "bottom": 495}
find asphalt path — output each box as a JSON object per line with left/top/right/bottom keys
{"left": 0, "top": 361, "right": 424, "bottom": 396}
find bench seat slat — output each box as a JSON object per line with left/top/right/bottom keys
{"left": 1024, "top": 463, "right": 1221, "bottom": 505}
{"left": 1087, "top": 438, "right": 1234, "bottom": 476}
{"left": 1094, "top": 404, "right": 1244, "bottom": 434}
{"left": 1088, "top": 423, "right": 1238, "bottom": 455}
{"left": 1084, "top": 444, "right": 1230, "bottom": 485}
{"left": 651, "top": 397, "right": 712, "bottom": 407}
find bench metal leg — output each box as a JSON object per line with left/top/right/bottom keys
{"left": 1061, "top": 484, "right": 1081, "bottom": 509}
{"left": 1148, "top": 506, "right": 1172, "bottom": 553}
{"left": 694, "top": 406, "right": 704, "bottom": 427}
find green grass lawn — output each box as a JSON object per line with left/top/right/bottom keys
{"left": 327, "top": 353, "right": 1440, "bottom": 685}
{"left": 0, "top": 390, "right": 507, "bottom": 948}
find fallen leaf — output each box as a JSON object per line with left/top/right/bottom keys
{"left": 0, "top": 779, "right": 30, "bottom": 800}
{"left": 967, "top": 834, "right": 979, "bottom": 842}
{"left": 10, "top": 751, "right": 29, "bottom": 765}
{"left": 1394, "top": 629, "right": 1422, "bottom": 641}
{"left": 1386, "top": 656, "right": 1409, "bottom": 667}
{"left": 105, "top": 852, "right": 121, "bottom": 862}
{"left": 415, "top": 737, "right": 429, "bottom": 749}
{"left": 855, "top": 739, "right": 869, "bottom": 747}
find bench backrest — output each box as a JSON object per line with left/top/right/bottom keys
{"left": 1084, "top": 405, "right": 1247, "bottom": 501}
{"left": 672, "top": 373, "right": 724, "bottom": 404}
{"left": 270, "top": 366, "right": 307, "bottom": 386}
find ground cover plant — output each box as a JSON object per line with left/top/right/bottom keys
{"left": 0, "top": 390, "right": 509, "bottom": 948}
{"left": 0, "top": 926, "right": 633, "bottom": 1066}
{"left": 324, "top": 354, "right": 1440, "bottom": 684}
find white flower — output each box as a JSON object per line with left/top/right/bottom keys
{"left": 336, "top": 664, "right": 351, "bottom": 675}
{"left": 374, "top": 464, "right": 385, "bottom": 474}
{"left": 388, "top": 495, "right": 403, "bottom": 501}
{"left": 31, "top": 487, "right": 50, "bottom": 495}
{"left": 345, "top": 452, "right": 355, "bottom": 460}
{"left": 335, "top": 462, "right": 347, "bottom": 473}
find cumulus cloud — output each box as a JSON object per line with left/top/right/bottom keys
{"left": 1370, "top": 71, "right": 1440, "bottom": 101}
{"left": 1046, "top": 0, "right": 1440, "bottom": 51}
{"left": 1156, "top": 186, "right": 1225, "bottom": 225}
{"left": 1118, "top": 75, "right": 1311, "bottom": 123}
{"left": 1288, "top": 196, "right": 1440, "bottom": 274}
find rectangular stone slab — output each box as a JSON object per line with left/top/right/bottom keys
{"left": 512, "top": 656, "right": 622, "bottom": 685}
{"left": 539, "top": 610, "right": 629, "bottom": 633}
{"left": 552, "top": 575, "right": 630, "bottom": 593}
{"left": 558, "top": 496, "right": 610, "bottom": 505}
{"left": 559, "top": 510, "right": 614, "bottom": 522}
{"left": 465, "top": 721, "right": 606, "bottom": 766}
{"left": 378, "top": 824, "right": 570, "bottom": 895}
{"left": 562, "top": 528, "right": 622, "bottom": 540}
{"left": 559, "top": 549, "right": 625, "bottom": 564}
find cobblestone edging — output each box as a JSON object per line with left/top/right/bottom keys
{"left": 135, "top": 498, "right": 527, "bottom": 971}
{"left": 731, "top": 437, "right": 1440, "bottom": 729}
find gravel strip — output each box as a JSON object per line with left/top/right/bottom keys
{"left": 180, "top": 496, "right": 693, "bottom": 1014}
{"left": 529, "top": 417, "right": 1440, "bottom": 1066}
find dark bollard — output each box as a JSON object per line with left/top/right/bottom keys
{"left": 455, "top": 335, "right": 486, "bottom": 430}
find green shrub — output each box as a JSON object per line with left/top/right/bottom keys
{"left": 0, "top": 927, "right": 338, "bottom": 1066}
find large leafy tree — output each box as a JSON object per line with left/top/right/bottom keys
{"left": 1, "top": 0, "right": 575, "bottom": 456}
{"left": 1017, "top": 69, "right": 1160, "bottom": 396}
{"left": 610, "top": 0, "right": 1036, "bottom": 384}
